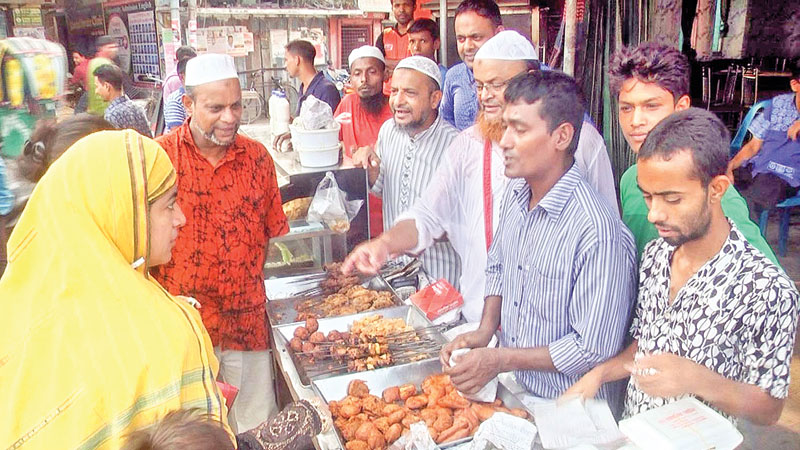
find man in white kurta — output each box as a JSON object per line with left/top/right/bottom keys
{"left": 343, "top": 31, "right": 618, "bottom": 322}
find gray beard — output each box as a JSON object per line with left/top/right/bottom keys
{"left": 191, "top": 119, "right": 237, "bottom": 147}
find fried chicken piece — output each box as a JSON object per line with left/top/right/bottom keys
{"left": 345, "top": 440, "right": 369, "bottom": 450}
{"left": 361, "top": 395, "right": 386, "bottom": 416}
{"left": 340, "top": 417, "right": 364, "bottom": 440}
{"left": 419, "top": 408, "right": 438, "bottom": 427}
{"left": 301, "top": 341, "right": 315, "bottom": 353}
{"left": 382, "top": 386, "right": 400, "bottom": 403}
{"left": 432, "top": 413, "right": 453, "bottom": 433}
{"left": 384, "top": 423, "right": 402, "bottom": 443}
{"left": 367, "top": 429, "right": 386, "bottom": 450}
{"left": 339, "top": 396, "right": 363, "bottom": 418}
{"left": 421, "top": 374, "right": 451, "bottom": 393}
{"left": 398, "top": 383, "right": 416, "bottom": 400}
{"left": 328, "top": 400, "right": 341, "bottom": 417}
{"left": 404, "top": 394, "right": 428, "bottom": 410}
{"left": 348, "top": 379, "right": 370, "bottom": 398}
{"left": 372, "top": 416, "right": 391, "bottom": 434}
{"left": 436, "top": 416, "right": 471, "bottom": 444}
{"left": 437, "top": 390, "right": 470, "bottom": 409}
{"left": 401, "top": 413, "right": 422, "bottom": 427}
{"left": 456, "top": 406, "right": 480, "bottom": 430}
{"left": 384, "top": 407, "right": 405, "bottom": 425}
{"left": 470, "top": 403, "right": 496, "bottom": 422}
{"left": 354, "top": 422, "right": 379, "bottom": 441}
{"left": 426, "top": 385, "right": 444, "bottom": 408}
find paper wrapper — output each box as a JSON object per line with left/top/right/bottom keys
{"left": 466, "top": 412, "right": 538, "bottom": 450}
{"left": 387, "top": 421, "right": 439, "bottom": 450}
{"left": 449, "top": 348, "right": 498, "bottom": 403}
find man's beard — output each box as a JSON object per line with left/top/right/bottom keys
{"left": 476, "top": 110, "right": 505, "bottom": 143}
{"left": 191, "top": 119, "right": 238, "bottom": 147}
{"left": 359, "top": 92, "right": 387, "bottom": 116}
{"left": 657, "top": 201, "right": 712, "bottom": 247}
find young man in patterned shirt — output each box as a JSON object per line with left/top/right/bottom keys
{"left": 564, "top": 108, "right": 799, "bottom": 425}
{"left": 93, "top": 64, "right": 152, "bottom": 137}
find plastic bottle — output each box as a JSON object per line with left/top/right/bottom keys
{"left": 269, "top": 89, "right": 291, "bottom": 136}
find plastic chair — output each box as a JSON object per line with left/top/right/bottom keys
{"left": 731, "top": 99, "right": 797, "bottom": 257}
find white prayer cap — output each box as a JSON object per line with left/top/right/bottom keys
{"left": 395, "top": 55, "right": 442, "bottom": 89}
{"left": 348, "top": 46, "right": 386, "bottom": 67}
{"left": 184, "top": 53, "right": 239, "bottom": 87}
{"left": 474, "top": 30, "right": 539, "bottom": 62}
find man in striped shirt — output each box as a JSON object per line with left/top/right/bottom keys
{"left": 441, "top": 72, "right": 637, "bottom": 411}
{"left": 352, "top": 56, "right": 462, "bottom": 289}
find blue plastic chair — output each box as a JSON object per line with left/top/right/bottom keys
{"left": 731, "top": 99, "right": 797, "bottom": 256}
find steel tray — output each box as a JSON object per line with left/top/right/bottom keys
{"left": 266, "top": 274, "right": 404, "bottom": 326}
{"left": 312, "top": 359, "right": 534, "bottom": 449}
{"left": 274, "top": 305, "right": 446, "bottom": 386}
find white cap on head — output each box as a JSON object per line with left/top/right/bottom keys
{"left": 474, "top": 30, "right": 539, "bottom": 62}
{"left": 184, "top": 53, "right": 239, "bottom": 87}
{"left": 348, "top": 46, "right": 386, "bottom": 67}
{"left": 395, "top": 55, "right": 442, "bottom": 89}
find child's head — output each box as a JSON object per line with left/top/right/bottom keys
{"left": 122, "top": 409, "right": 234, "bottom": 450}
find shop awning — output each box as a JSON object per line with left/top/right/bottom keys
{"left": 195, "top": 7, "right": 366, "bottom": 18}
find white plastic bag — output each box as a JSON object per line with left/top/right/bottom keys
{"left": 298, "top": 95, "right": 334, "bottom": 130}
{"left": 449, "top": 349, "right": 498, "bottom": 403}
{"left": 387, "top": 421, "right": 438, "bottom": 450}
{"left": 307, "top": 171, "right": 363, "bottom": 233}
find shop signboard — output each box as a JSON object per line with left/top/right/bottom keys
{"left": 13, "top": 7, "right": 42, "bottom": 27}
{"left": 103, "top": 0, "right": 160, "bottom": 83}
{"left": 67, "top": 3, "right": 106, "bottom": 37}
{"left": 197, "top": 26, "right": 253, "bottom": 58}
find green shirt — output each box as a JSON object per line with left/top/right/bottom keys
{"left": 620, "top": 164, "right": 780, "bottom": 266}
{"left": 86, "top": 57, "right": 113, "bottom": 116}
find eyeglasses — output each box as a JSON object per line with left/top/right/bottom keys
{"left": 475, "top": 79, "right": 512, "bottom": 94}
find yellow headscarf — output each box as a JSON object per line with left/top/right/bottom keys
{"left": 0, "top": 130, "right": 231, "bottom": 449}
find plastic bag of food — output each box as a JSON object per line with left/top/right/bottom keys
{"left": 298, "top": 95, "right": 335, "bottom": 130}
{"left": 449, "top": 348, "right": 498, "bottom": 403}
{"left": 307, "top": 171, "right": 363, "bottom": 233}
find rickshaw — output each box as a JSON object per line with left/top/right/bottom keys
{"left": 0, "top": 37, "right": 67, "bottom": 158}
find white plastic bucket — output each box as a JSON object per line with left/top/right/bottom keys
{"left": 297, "top": 144, "right": 340, "bottom": 168}
{"left": 289, "top": 122, "right": 341, "bottom": 150}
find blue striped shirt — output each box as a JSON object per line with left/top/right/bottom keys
{"left": 163, "top": 86, "right": 187, "bottom": 134}
{"left": 485, "top": 164, "right": 637, "bottom": 404}
{"left": 439, "top": 63, "right": 478, "bottom": 130}
{"left": 0, "top": 157, "right": 13, "bottom": 215}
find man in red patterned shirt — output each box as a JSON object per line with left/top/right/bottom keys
{"left": 152, "top": 53, "right": 288, "bottom": 433}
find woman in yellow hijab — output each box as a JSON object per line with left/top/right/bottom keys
{"left": 0, "top": 130, "right": 229, "bottom": 449}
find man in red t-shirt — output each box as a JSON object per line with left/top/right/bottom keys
{"left": 336, "top": 46, "right": 393, "bottom": 236}
{"left": 152, "top": 53, "right": 288, "bottom": 433}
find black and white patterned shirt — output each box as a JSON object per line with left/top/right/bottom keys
{"left": 624, "top": 221, "right": 800, "bottom": 421}
{"left": 104, "top": 95, "right": 152, "bottom": 138}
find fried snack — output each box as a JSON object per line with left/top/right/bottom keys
{"left": 404, "top": 394, "right": 428, "bottom": 410}
{"left": 348, "top": 379, "right": 371, "bottom": 398}
{"left": 354, "top": 422, "right": 378, "bottom": 441}
{"left": 308, "top": 331, "right": 326, "bottom": 343}
{"left": 384, "top": 423, "right": 402, "bottom": 442}
{"left": 289, "top": 337, "right": 304, "bottom": 352}
{"left": 301, "top": 341, "right": 315, "bottom": 353}
{"left": 350, "top": 315, "right": 413, "bottom": 340}
{"left": 366, "top": 429, "right": 385, "bottom": 450}
{"left": 282, "top": 197, "right": 312, "bottom": 221}
{"left": 327, "top": 330, "right": 343, "bottom": 341}
{"left": 305, "top": 317, "right": 319, "bottom": 333}
{"left": 372, "top": 416, "right": 391, "bottom": 434}
{"left": 293, "top": 326, "right": 310, "bottom": 340}
{"left": 398, "top": 383, "right": 416, "bottom": 400}
{"left": 382, "top": 386, "right": 400, "bottom": 403}
{"left": 362, "top": 395, "right": 385, "bottom": 416}
{"left": 330, "top": 375, "right": 531, "bottom": 449}
{"left": 437, "top": 390, "right": 470, "bottom": 409}
{"left": 345, "top": 440, "right": 369, "bottom": 450}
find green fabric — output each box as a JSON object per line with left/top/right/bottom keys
{"left": 86, "top": 57, "right": 112, "bottom": 116}
{"left": 620, "top": 164, "right": 781, "bottom": 266}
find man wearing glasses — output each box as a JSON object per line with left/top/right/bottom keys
{"left": 343, "top": 31, "right": 616, "bottom": 323}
